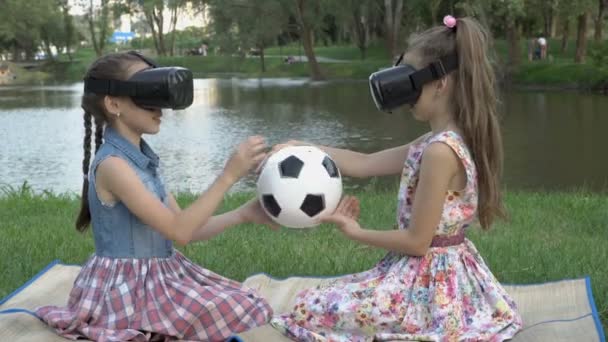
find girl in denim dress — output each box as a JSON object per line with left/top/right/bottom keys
{"left": 36, "top": 52, "right": 274, "bottom": 341}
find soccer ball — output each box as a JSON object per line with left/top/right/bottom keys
{"left": 256, "top": 145, "right": 342, "bottom": 228}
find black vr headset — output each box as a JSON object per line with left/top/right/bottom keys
{"left": 369, "top": 52, "right": 459, "bottom": 112}
{"left": 84, "top": 51, "right": 193, "bottom": 110}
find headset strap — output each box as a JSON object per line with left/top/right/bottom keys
{"left": 410, "top": 53, "right": 459, "bottom": 90}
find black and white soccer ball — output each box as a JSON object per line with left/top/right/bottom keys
{"left": 257, "top": 145, "right": 342, "bottom": 228}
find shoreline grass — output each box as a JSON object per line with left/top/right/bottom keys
{"left": 12, "top": 39, "right": 606, "bottom": 92}
{"left": 0, "top": 186, "right": 606, "bottom": 331}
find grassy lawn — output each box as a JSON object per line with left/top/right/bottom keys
{"left": 25, "top": 38, "right": 607, "bottom": 90}
{"left": 0, "top": 186, "right": 606, "bottom": 331}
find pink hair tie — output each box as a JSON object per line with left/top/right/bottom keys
{"left": 443, "top": 15, "right": 457, "bottom": 29}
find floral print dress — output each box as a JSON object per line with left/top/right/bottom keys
{"left": 270, "top": 131, "right": 523, "bottom": 342}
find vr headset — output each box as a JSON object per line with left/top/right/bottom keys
{"left": 84, "top": 51, "right": 193, "bottom": 110}
{"left": 369, "top": 52, "right": 458, "bottom": 112}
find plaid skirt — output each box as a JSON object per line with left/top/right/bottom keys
{"left": 35, "top": 250, "right": 272, "bottom": 341}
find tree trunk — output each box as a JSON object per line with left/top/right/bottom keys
{"left": 561, "top": 18, "right": 569, "bottom": 53}
{"left": 259, "top": 46, "right": 266, "bottom": 72}
{"left": 41, "top": 31, "right": 54, "bottom": 61}
{"left": 575, "top": 12, "right": 590, "bottom": 63}
{"left": 506, "top": 17, "right": 521, "bottom": 67}
{"left": 12, "top": 45, "right": 21, "bottom": 62}
{"left": 429, "top": 0, "right": 441, "bottom": 25}
{"left": 352, "top": 3, "right": 369, "bottom": 60}
{"left": 88, "top": 0, "right": 101, "bottom": 57}
{"left": 384, "top": 0, "right": 403, "bottom": 59}
{"left": 60, "top": 2, "right": 73, "bottom": 61}
{"left": 550, "top": 15, "right": 558, "bottom": 38}
{"left": 296, "top": 0, "right": 323, "bottom": 80}
{"left": 88, "top": 18, "right": 100, "bottom": 56}
{"left": 168, "top": 3, "right": 180, "bottom": 56}
{"left": 152, "top": 7, "right": 166, "bottom": 56}
{"left": 145, "top": 11, "right": 161, "bottom": 56}
{"left": 543, "top": 6, "right": 553, "bottom": 37}
{"left": 87, "top": 0, "right": 108, "bottom": 57}
{"left": 595, "top": 0, "right": 606, "bottom": 41}
{"left": 97, "top": 0, "right": 109, "bottom": 56}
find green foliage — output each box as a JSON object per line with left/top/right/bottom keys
{"left": 0, "top": 0, "right": 66, "bottom": 57}
{"left": 589, "top": 41, "right": 608, "bottom": 69}
{"left": 207, "top": 0, "right": 287, "bottom": 71}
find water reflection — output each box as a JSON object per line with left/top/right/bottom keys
{"left": 0, "top": 79, "right": 606, "bottom": 194}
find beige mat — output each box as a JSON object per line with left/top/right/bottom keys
{"left": 0, "top": 261, "right": 604, "bottom": 341}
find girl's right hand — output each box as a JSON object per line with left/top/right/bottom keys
{"left": 269, "top": 140, "right": 309, "bottom": 154}
{"left": 223, "top": 136, "right": 267, "bottom": 183}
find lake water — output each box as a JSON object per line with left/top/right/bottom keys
{"left": 0, "top": 78, "right": 607, "bottom": 194}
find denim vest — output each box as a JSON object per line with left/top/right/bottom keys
{"left": 88, "top": 127, "right": 173, "bottom": 258}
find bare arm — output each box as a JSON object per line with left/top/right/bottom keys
{"left": 166, "top": 193, "right": 242, "bottom": 241}
{"left": 321, "top": 144, "right": 409, "bottom": 178}
{"left": 323, "top": 142, "right": 459, "bottom": 256}
{"left": 167, "top": 193, "right": 181, "bottom": 213}
{"left": 280, "top": 133, "right": 428, "bottom": 178}
{"left": 98, "top": 158, "right": 237, "bottom": 246}
{"left": 97, "top": 136, "right": 266, "bottom": 246}
{"left": 166, "top": 194, "right": 276, "bottom": 242}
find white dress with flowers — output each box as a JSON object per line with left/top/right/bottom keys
{"left": 271, "top": 131, "right": 523, "bottom": 341}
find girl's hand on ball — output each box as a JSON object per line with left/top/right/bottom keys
{"left": 270, "top": 140, "right": 307, "bottom": 154}
{"left": 239, "top": 198, "right": 280, "bottom": 230}
{"left": 319, "top": 196, "right": 362, "bottom": 238}
{"left": 223, "top": 136, "right": 267, "bottom": 183}
{"left": 256, "top": 140, "right": 310, "bottom": 174}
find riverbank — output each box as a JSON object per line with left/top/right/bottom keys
{"left": 0, "top": 186, "right": 606, "bottom": 329}
{"left": 1, "top": 39, "right": 606, "bottom": 93}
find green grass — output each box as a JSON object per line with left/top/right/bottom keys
{"left": 28, "top": 37, "right": 607, "bottom": 91}
{"left": 156, "top": 54, "right": 387, "bottom": 79}
{"left": 0, "top": 185, "right": 606, "bottom": 331}
{"left": 513, "top": 61, "right": 608, "bottom": 89}
{"left": 265, "top": 43, "right": 390, "bottom": 61}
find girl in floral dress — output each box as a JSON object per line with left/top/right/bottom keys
{"left": 271, "top": 16, "right": 523, "bottom": 341}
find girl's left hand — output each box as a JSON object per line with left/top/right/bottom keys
{"left": 319, "top": 195, "right": 362, "bottom": 239}
{"left": 238, "top": 198, "right": 280, "bottom": 230}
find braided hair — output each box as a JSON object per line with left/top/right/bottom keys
{"left": 75, "top": 52, "right": 143, "bottom": 232}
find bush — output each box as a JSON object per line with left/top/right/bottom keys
{"left": 589, "top": 41, "right": 608, "bottom": 69}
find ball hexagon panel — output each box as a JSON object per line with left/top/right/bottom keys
{"left": 279, "top": 155, "right": 304, "bottom": 178}
{"left": 261, "top": 194, "right": 281, "bottom": 217}
{"left": 300, "top": 194, "right": 326, "bottom": 217}
{"left": 322, "top": 156, "right": 340, "bottom": 178}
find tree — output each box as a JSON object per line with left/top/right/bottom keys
{"left": 454, "top": 0, "right": 493, "bottom": 40}
{"left": 575, "top": 11, "right": 591, "bottom": 63}
{"left": 351, "top": 1, "right": 375, "bottom": 59}
{"left": 77, "top": 0, "right": 111, "bottom": 57}
{"left": 595, "top": 0, "right": 607, "bottom": 41}
{"left": 125, "top": 0, "right": 187, "bottom": 56}
{"left": 383, "top": 0, "right": 403, "bottom": 59}
{"left": 277, "top": 0, "right": 325, "bottom": 80}
{"left": 58, "top": 0, "right": 76, "bottom": 61}
{"left": 167, "top": 0, "right": 186, "bottom": 55}
{"left": 208, "top": 0, "right": 286, "bottom": 72}
{"left": 39, "top": 5, "right": 65, "bottom": 61}
{"left": 555, "top": 0, "right": 575, "bottom": 53}
{"left": 0, "top": 0, "right": 60, "bottom": 60}
{"left": 497, "top": 0, "right": 525, "bottom": 67}
{"left": 324, "top": 0, "right": 380, "bottom": 60}
{"left": 560, "top": 16, "right": 570, "bottom": 53}
{"left": 572, "top": 0, "right": 595, "bottom": 63}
